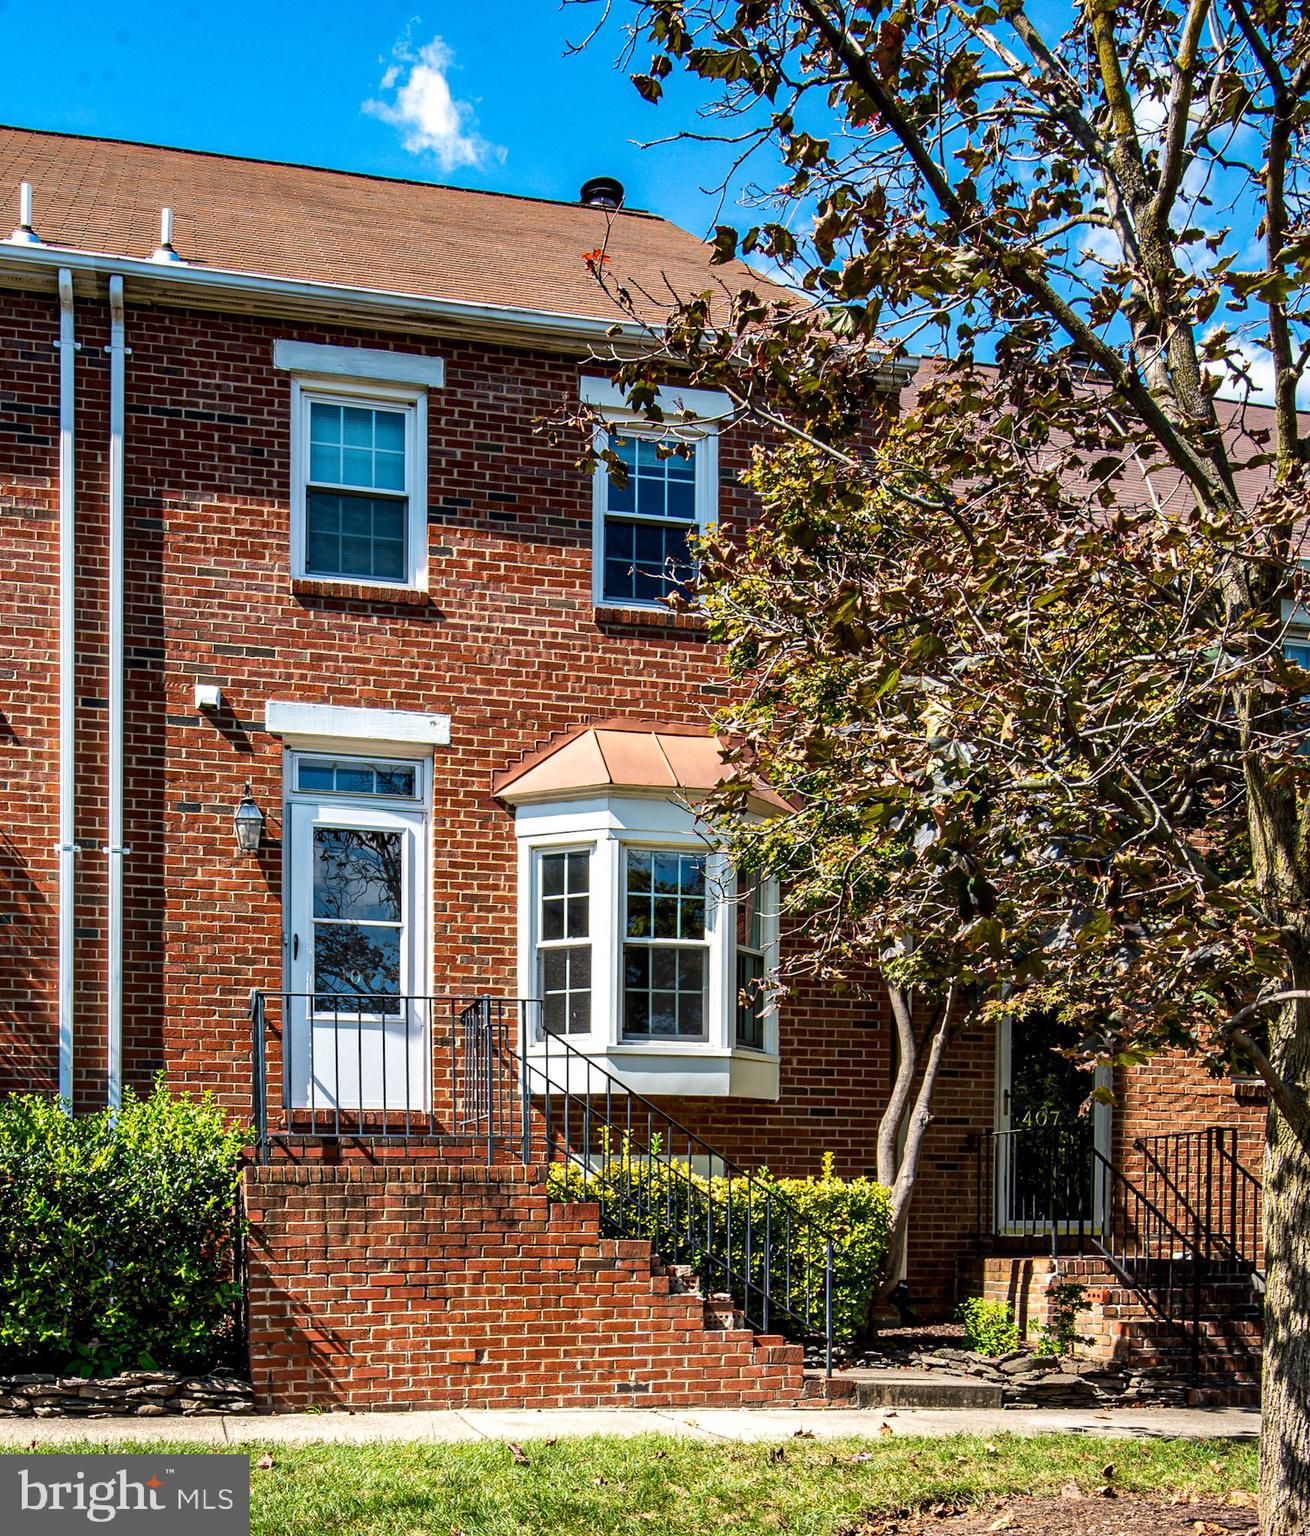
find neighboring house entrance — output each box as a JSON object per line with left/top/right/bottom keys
{"left": 994, "top": 1010, "right": 1110, "bottom": 1234}
{"left": 283, "top": 753, "right": 431, "bottom": 1112}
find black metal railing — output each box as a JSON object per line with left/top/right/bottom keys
{"left": 975, "top": 1123, "right": 1264, "bottom": 1383}
{"left": 975, "top": 1123, "right": 1097, "bottom": 1257}
{"left": 250, "top": 990, "right": 531, "bottom": 1161}
{"left": 1133, "top": 1128, "right": 1263, "bottom": 1279}
{"left": 249, "top": 992, "right": 843, "bottom": 1370}
{"left": 527, "top": 1025, "right": 837, "bottom": 1371}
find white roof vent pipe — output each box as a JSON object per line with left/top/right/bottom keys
{"left": 150, "top": 207, "right": 186, "bottom": 264}
{"left": 7, "top": 182, "right": 43, "bottom": 246}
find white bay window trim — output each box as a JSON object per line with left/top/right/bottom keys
{"left": 514, "top": 792, "right": 780, "bottom": 1100}
{"left": 289, "top": 375, "right": 428, "bottom": 591}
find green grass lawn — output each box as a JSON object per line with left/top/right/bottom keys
{"left": 17, "top": 1434, "right": 1258, "bottom": 1536}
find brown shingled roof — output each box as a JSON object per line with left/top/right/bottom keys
{"left": 0, "top": 125, "right": 774, "bottom": 324}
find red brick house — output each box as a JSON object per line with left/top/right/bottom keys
{"left": 0, "top": 126, "right": 1265, "bottom": 1409}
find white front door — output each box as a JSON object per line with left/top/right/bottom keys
{"left": 285, "top": 792, "right": 429, "bottom": 1112}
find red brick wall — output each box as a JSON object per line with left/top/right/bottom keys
{"left": 0, "top": 278, "right": 1263, "bottom": 1324}
{"left": 243, "top": 1162, "right": 803, "bottom": 1410}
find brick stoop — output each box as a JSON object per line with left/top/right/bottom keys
{"left": 243, "top": 1162, "right": 805, "bottom": 1412}
{"left": 959, "top": 1253, "right": 1262, "bottom": 1405}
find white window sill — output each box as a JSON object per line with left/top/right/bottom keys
{"left": 524, "top": 1040, "right": 779, "bottom": 1101}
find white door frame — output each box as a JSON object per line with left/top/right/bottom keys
{"left": 994, "top": 1013, "right": 1111, "bottom": 1235}
{"left": 282, "top": 753, "right": 432, "bottom": 1112}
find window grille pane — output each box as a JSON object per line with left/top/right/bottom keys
{"left": 602, "top": 518, "right": 694, "bottom": 604}
{"left": 296, "top": 759, "right": 416, "bottom": 799}
{"left": 622, "top": 942, "right": 706, "bottom": 1039}
{"left": 310, "top": 400, "right": 408, "bottom": 493}
{"left": 306, "top": 490, "right": 407, "bottom": 582}
{"left": 313, "top": 829, "right": 402, "bottom": 922}
{"left": 537, "top": 851, "right": 592, "bottom": 1036}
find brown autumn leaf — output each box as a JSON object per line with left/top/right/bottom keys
{"left": 255, "top": 1453, "right": 275, "bottom": 1471}
{"left": 507, "top": 1442, "right": 530, "bottom": 1466}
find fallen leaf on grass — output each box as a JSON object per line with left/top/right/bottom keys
{"left": 984, "top": 1442, "right": 1000, "bottom": 1455}
{"left": 851, "top": 1452, "right": 875, "bottom": 1463}
{"left": 769, "top": 1446, "right": 786, "bottom": 1464}
{"left": 1097, "top": 1485, "right": 1117, "bottom": 1499}
{"left": 1101, "top": 1464, "right": 1115, "bottom": 1482}
{"left": 508, "top": 1443, "right": 530, "bottom": 1466}
{"left": 987, "top": 1514, "right": 1016, "bottom": 1531}
{"left": 792, "top": 1427, "right": 815, "bottom": 1439}
{"left": 879, "top": 1422, "right": 895, "bottom": 1437}
{"left": 255, "top": 1454, "right": 275, "bottom": 1471}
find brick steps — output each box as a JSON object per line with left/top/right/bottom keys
{"left": 244, "top": 1162, "right": 806, "bottom": 1412}
{"left": 960, "top": 1252, "right": 1263, "bottom": 1398}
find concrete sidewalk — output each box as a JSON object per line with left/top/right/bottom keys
{"left": 0, "top": 1404, "right": 1259, "bottom": 1447}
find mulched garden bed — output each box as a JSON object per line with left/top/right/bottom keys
{"left": 839, "top": 1492, "right": 1257, "bottom": 1536}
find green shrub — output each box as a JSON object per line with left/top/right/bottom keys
{"left": 958, "top": 1295, "right": 1020, "bottom": 1356}
{"left": 547, "top": 1145, "right": 890, "bottom": 1343}
{"left": 0, "top": 1083, "right": 247, "bottom": 1375}
{"left": 1033, "top": 1280, "right": 1089, "bottom": 1357}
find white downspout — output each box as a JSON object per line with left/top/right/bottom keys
{"left": 56, "top": 269, "right": 77, "bottom": 1106}
{"left": 106, "top": 275, "right": 126, "bottom": 1110}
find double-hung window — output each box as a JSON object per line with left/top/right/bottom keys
{"left": 536, "top": 849, "right": 592, "bottom": 1035}
{"left": 292, "top": 381, "right": 426, "bottom": 589}
{"left": 621, "top": 848, "right": 710, "bottom": 1039}
{"left": 582, "top": 376, "right": 729, "bottom": 610}
{"left": 599, "top": 433, "right": 701, "bottom": 606}
{"left": 734, "top": 875, "right": 768, "bottom": 1050}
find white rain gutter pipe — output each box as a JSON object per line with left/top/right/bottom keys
{"left": 106, "top": 275, "right": 126, "bottom": 1111}
{"left": 55, "top": 269, "right": 77, "bottom": 1106}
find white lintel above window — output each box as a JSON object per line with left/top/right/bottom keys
{"left": 274, "top": 339, "right": 446, "bottom": 391}
{"left": 264, "top": 700, "right": 451, "bottom": 756}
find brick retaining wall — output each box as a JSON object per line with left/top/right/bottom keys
{"left": 243, "top": 1162, "right": 804, "bottom": 1412}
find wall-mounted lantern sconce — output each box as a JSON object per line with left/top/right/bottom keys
{"left": 233, "top": 782, "right": 264, "bottom": 855}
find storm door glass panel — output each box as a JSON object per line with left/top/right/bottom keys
{"left": 621, "top": 848, "right": 708, "bottom": 1040}
{"left": 999, "top": 1011, "right": 1095, "bottom": 1231}
{"left": 312, "top": 827, "right": 404, "bottom": 1014}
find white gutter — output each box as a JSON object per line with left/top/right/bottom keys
{"left": 55, "top": 268, "right": 77, "bottom": 1106}
{"left": 0, "top": 240, "right": 648, "bottom": 351}
{"left": 106, "top": 275, "right": 126, "bottom": 1111}
{"left": 0, "top": 240, "right": 918, "bottom": 388}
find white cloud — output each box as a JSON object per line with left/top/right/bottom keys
{"left": 363, "top": 35, "right": 504, "bottom": 173}
{"left": 1208, "top": 338, "right": 1310, "bottom": 408}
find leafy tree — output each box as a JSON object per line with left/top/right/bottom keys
{"left": 570, "top": 3, "right": 1310, "bottom": 1528}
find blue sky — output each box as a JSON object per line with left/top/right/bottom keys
{"left": 0, "top": 0, "right": 739, "bottom": 233}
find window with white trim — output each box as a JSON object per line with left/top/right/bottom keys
{"left": 599, "top": 432, "right": 702, "bottom": 606}
{"left": 515, "top": 802, "right": 780, "bottom": 1078}
{"left": 581, "top": 377, "right": 729, "bottom": 611}
{"left": 291, "top": 380, "right": 426, "bottom": 589}
{"left": 621, "top": 849, "right": 709, "bottom": 1039}
{"left": 536, "top": 848, "right": 593, "bottom": 1035}
{"left": 734, "top": 875, "right": 768, "bottom": 1051}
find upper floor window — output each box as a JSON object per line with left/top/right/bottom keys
{"left": 581, "top": 376, "right": 731, "bottom": 611}
{"left": 290, "top": 379, "right": 427, "bottom": 590}
{"left": 600, "top": 433, "right": 702, "bottom": 606}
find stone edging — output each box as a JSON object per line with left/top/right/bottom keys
{"left": 0, "top": 1370, "right": 255, "bottom": 1417}
{"left": 864, "top": 1345, "right": 1188, "bottom": 1406}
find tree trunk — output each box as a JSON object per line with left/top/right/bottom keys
{"left": 1261, "top": 1069, "right": 1310, "bottom": 1535}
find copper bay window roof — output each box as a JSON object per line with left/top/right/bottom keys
{"left": 492, "top": 720, "right": 790, "bottom": 814}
